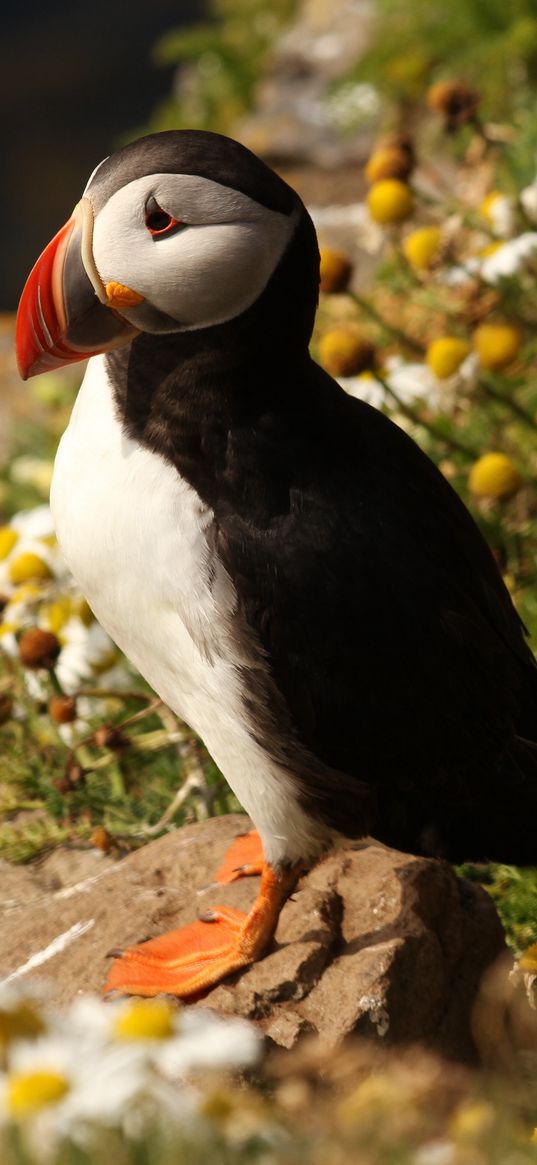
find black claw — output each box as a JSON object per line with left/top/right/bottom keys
{"left": 200, "top": 909, "right": 218, "bottom": 922}
{"left": 105, "top": 948, "right": 124, "bottom": 959}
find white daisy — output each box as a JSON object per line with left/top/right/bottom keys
{"left": 480, "top": 232, "right": 537, "bottom": 281}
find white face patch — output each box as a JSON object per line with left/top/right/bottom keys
{"left": 90, "top": 173, "right": 298, "bottom": 331}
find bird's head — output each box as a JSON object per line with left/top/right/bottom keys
{"left": 16, "top": 130, "right": 319, "bottom": 379}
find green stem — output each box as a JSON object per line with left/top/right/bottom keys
{"left": 478, "top": 377, "right": 537, "bottom": 432}
{"left": 129, "top": 728, "right": 173, "bottom": 751}
{"left": 48, "top": 667, "right": 65, "bottom": 697}
{"left": 375, "top": 375, "right": 479, "bottom": 459}
{"left": 348, "top": 291, "right": 425, "bottom": 354}
{"left": 75, "top": 687, "right": 153, "bottom": 702}
{"left": 392, "top": 239, "right": 422, "bottom": 287}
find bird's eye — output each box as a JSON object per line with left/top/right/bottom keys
{"left": 145, "top": 197, "right": 182, "bottom": 237}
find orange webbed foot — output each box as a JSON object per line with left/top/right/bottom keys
{"left": 214, "top": 829, "right": 264, "bottom": 884}
{"left": 103, "top": 863, "right": 299, "bottom": 999}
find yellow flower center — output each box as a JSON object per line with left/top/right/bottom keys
{"left": 8, "top": 553, "right": 52, "bottom": 585}
{"left": 10, "top": 583, "right": 41, "bottom": 604}
{"left": 366, "top": 179, "right": 414, "bottom": 225}
{"left": 479, "top": 191, "right": 502, "bottom": 222}
{"left": 112, "top": 999, "right": 175, "bottom": 1041}
{"left": 0, "top": 528, "right": 18, "bottom": 561}
{"left": 40, "top": 598, "right": 72, "bottom": 635}
{"left": 7, "top": 1070, "right": 69, "bottom": 1116}
{"left": 479, "top": 241, "right": 503, "bottom": 258}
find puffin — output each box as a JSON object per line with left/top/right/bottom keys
{"left": 16, "top": 129, "right": 537, "bottom": 998}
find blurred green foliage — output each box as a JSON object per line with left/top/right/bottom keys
{"left": 142, "top": 0, "right": 298, "bottom": 135}
{"left": 355, "top": 0, "right": 537, "bottom": 114}
{"left": 0, "top": 663, "right": 235, "bottom": 863}
{"left": 459, "top": 861, "right": 537, "bottom": 955}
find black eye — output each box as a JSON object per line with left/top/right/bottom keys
{"left": 147, "top": 208, "right": 172, "bottom": 232}
{"left": 145, "top": 197, "right": 182, "bottom": 237}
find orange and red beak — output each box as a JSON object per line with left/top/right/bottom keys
{"left": 16, "top": 199, "right": 137, "bottom": 380}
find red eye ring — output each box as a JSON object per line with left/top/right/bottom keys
{"left": 145, "top": 200, "right": 181, "bottom": 236}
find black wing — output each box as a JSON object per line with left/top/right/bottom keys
{"left": 214, "top": 361, "right": 537, "bottom": 863}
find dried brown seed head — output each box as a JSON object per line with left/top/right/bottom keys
{"left": 49, "top": 695, "right": 77, "bottom": 724}
{"left": 19, "top": 628, "right": 61, "bottom": 670}
{"left": 427, "top": 80, "right": 480, "bottom": 131}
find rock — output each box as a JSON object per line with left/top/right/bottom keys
{"left": 236, "top": 0, "right": 378, "bottom": 170}
{"left": 0, "top": 815, "right": 508, "bottom": 1062}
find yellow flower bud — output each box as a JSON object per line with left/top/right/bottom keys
{"left": 468, "top": 453, "right": 522, "bottom": 500}
{"left": 472, "top": 323, "right": 521, "bottom": 370}
{"left": 367, "top": 180, "right": 414, "bottom": 225}
{"left": 318, "top": 329, "right": 375, "bottom": 377}
{"left": 426, "top": 337, "right": 470, "bottom": 379}
{"left": 9, "top": 552, "right": 52, "bottom": 584}
{"left": 364, "top": 147, "right": 413, "bottom": 184}
{"left": 319, "top": 247, "right": 353, "bottom": 293}
{"left": 402, "top": 226, "right": 442, "bottom": 269}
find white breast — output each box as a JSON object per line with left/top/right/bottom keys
{"left": 51, "top": 356, "right": 331, "bottom": 867}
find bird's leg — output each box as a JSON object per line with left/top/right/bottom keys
{"left": 103, "top": 861, "right": 299, "bottom": 999}
{"left": 213, "top": 828, "right": 264, "bottom": 884}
